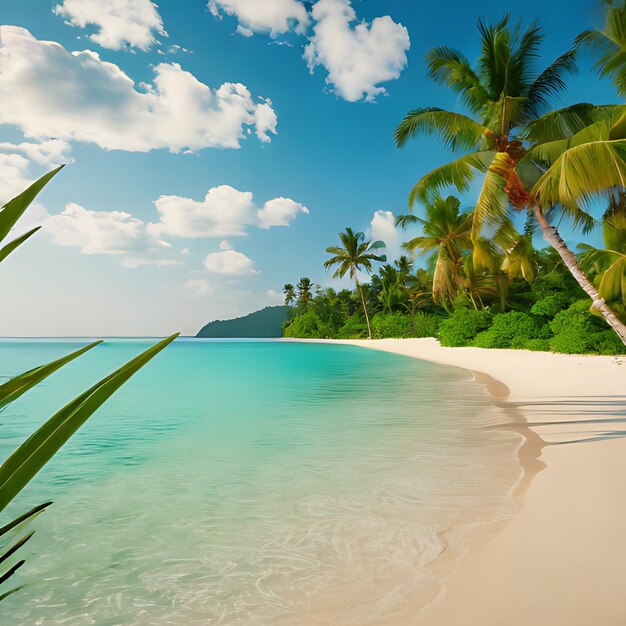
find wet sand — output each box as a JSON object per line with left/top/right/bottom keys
{"left": 341, "top": 338, "right": 626, "bottom": 625}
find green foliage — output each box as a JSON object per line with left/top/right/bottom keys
{"left": 371, "top": 312, "right": 413, "bottom": 338}
{"left": 473, "top": 312, "right": 543, "bottom": 349}
{"left": 336, "top": 314, "right": 368, "bottom": 339}
{"left": 0, "top": 167, "right": 63, "bottom": 263}
{"left": 438, "top": 308, "right": 493, "bottom": 346}
{"left": 0, "top": 342, "right": 102, "bottom": 410}
{"left": 283, "top": 311, "right": 332, "bottom": 339}
{"left": 549, "top": 300, "right": 626, "bottom": 354}
{"left": 530, "top": 293, "right": 572, "bottom": 317}
{"left": 412, "top": 312, "right": 442, "bottom": 338}
{"left": 550, "top": 300, "right": 596, "bottom": 335}
{"left": 325, "top": 228, "right": 386, "bottom": 339}
{"left": 392, "top": 3, "right": 626, "bottom": 348}
{"left": 597, "top": 329, "right": 626, "bottom": 355}
{"left": 524, "top": 338, "right": 551, "bottom": 351}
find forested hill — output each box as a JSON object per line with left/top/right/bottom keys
{"left": 195, "top": 306, "right": 289, "bottom": 338}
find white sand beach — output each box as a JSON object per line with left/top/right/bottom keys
{"left": 339, "top": 338, "right": 626, "bottom": 625}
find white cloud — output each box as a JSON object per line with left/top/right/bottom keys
{"left": 207, "top": 0, "right": 410, "bottom": 102}
{"left": 0, "top": 139, "right": 71, "bottom": 167}
{"left": 369, "top": 210, "right": 399, "bottom": 261}
{"left": 185, "top": 278, "right": 213, "bottom": 295}
{"left": 54, "top": 0, "right": 167, "bottom": 51}
{"left": 150, "top": 185, "right": 309, "bottom": 238}
{"left": 203, "top": 248, "right": 259, "bottom": 275}
{"left": 208, "top": 0, "right": 309, "bottom": 37}
{"left": 304, "top": 0, "right": 410, "bottom": 102}
{"left": 253, "top": 102, "right": 279, "bottom": 143}
{"left": 257, "top": 197, "right": 309, "bottom": 229}
{"left": 236, "top": 25, "right": 254, "bottom": 38}
{"left": 0, "top": 26, "right": 277, "bottom": 153}
{"left": 151, "top": 185, "right": 256, "bottom": 238}
{"left": 44, "top": 202, "right": 182, "bottom": 267}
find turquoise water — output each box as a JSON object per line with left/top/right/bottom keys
{"left": 0, "top": 340, "right": 522, "bottom": 625}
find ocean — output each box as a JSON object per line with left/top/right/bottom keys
{"left": 0, "top": 339, "right": 522, "bottom": 625}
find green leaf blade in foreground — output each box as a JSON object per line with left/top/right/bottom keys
{"left": 0, "top": 341, "right": 102, "bottom": 411}
{"left": 0, "top": 502, "right": 52, "bottom": 539}
{"left": 0, "top": 228, "right": 41, "bottom": 264}
{"left": 0, "top": 334, "right": 179, "bottom": 514}
{"left": 0, "top": 166, "right": 63, "bottom": 245}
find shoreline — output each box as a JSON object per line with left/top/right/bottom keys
{"left": 316, "top": 338, "right": 626, "bottom": 625}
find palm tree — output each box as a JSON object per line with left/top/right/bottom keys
{"left": 283, "top": 283, "right": 296, "bottom": 306}
{"left": 579, "top": 194, "right": 626, "bottom": 309}
{"left": 296, "top": 277, "right": 313, "bottom": 309}
{"left": 394, "top": 15, "right": 577, "bottom": 238}
{"left": 324, "top": 228, "right": 386, "bottom": 339}
{"left": 395, "top": 14, "right": 626, "bottom": 344}
{"left": 376, "top": 264, "right": 409, "bottom": 313}
{"left": 522, "top": 1, "right": 626, "bottom": 342}
{"left": 397, "top": 195, "right": 472, "bottom": 308}
{"left": 312, "top": 288, "right": 347, "bottom": 333}
{"left": 394, "top": 255, "right": 414, "bottom": 278}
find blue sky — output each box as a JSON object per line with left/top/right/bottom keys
{"left": 0, "top": 0, "right": 617, "bottom": 336}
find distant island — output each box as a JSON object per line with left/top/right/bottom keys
{"left": 196, "top": 306, "right": 289, "bottom": 338}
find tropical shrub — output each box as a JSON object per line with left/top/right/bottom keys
{"left": 473, "top": 312, "right": 544, "bottom": 349}
{"left": 411, "top": 312, "right": 442, "bottom": 338}
{"left": 283, "top": 311, "right": 331, "bottom": 339}
{"left": 0, "top": 169, "right": 176, "bottom": 597}
{"left": 530, "top": 293, "right": 572, "bottom": 318}
{"left": 437, "top": 309, "right": 492, "bottom": 347}
{"left": 596, "top": 329, "right": 626, "bottom": 355}
{"left": 524, "top": 338, "right": 551, "bottom": 352}
{"left": 336, "top": 314, "right": 368, "bottom": 339}
{"left": 371, "top": 312, "right": 413, "bottom": 338}
{"left": 549, "top": 301, "right": 626, "bottom": 354}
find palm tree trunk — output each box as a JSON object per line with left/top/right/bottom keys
{"left": 355, "top": 277, "right": 373, "bottom": 340}
{"left": 533, "top": 205, "right": 626, "bottom": 346}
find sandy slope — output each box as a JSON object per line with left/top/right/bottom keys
{"left": 340, "top": 338, "right": 626, "bottom": 626}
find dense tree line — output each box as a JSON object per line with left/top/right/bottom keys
{"left": 283, "top": 5, "right": 626, "bottom": 355}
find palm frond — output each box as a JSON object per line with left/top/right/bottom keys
{"left": 472, "top": 152, "right": 514, "bottom": 237}
{"left": 0, "top": 167, "right": 63, "bottom": 245}
{"left": 409, "top": 151, "right": 496, "bottom": 207}
{"left": 0, "top": 228, "right": 41, "bottom": 264}
{"left": 523, "top": 103, "right": 622, "bottom": 144}
{"left": 472, "top": 236, "right": 501, "bottom": 273}
{"left": 502, "top": 235, "right": 537, "bottom": 282}
{"left": 531, "top": 139, "right": 626, "bottom": 218}
{"left": 598, "top": 254, "right": 626, "bottom": 304}
{"left": 529, "top": 118, "right": 614, "bottom": 164}
{"left": 0, "top": 342, "right": 102, "bottom": 411}
{"left": 432, "top": 250, "right": 457, "bottom": 304}
{"left": 477, "top": 14, "right": 514, "bottom": 99}
{"left": 605, "top": 211, "right": 626, "bottom": 251}
{"left": 395, "top": 214, "right": 422, "bottom": 229}
{"left": 394, "top": 108, "right": 491, "bottom": 151}
{"left": 426, "top": 47, "right": 489, "bottom": 112}
{"left": 576, "top": 3, "right": 626, "bottom": 98}
{"left": 402, "top": 236, "right": 434, "bottom": 255}
{"left": 525, "top": 49, "right": 577, "bottom": 118}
